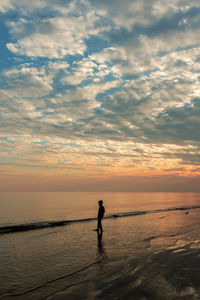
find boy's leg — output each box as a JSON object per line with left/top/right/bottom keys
{"left": 98, "top": 218, "right": 102, "bottom": 231}
{"left": 94, "top": 219, "right": 101, "bottom": 231}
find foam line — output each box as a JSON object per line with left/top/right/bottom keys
{"left": 1, "top": 205, "right": 200, "bottom": 235}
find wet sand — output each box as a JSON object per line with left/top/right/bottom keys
{"left": 1, "top": 208, "right": 200, "bottom": 300}
{"left": 45, "top": 227, "right": 200, "bottom": 300}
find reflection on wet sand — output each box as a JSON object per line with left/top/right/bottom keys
{"left": 97, "top": 231, "right": 106, "bottom": 259}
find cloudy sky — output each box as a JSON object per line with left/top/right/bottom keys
{"left": 0, "top": 0, "right": 200, "bottom": 191}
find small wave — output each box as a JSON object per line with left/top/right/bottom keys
{"left": 1, "top": 205, "right": 200, "bottom": 235}
{"left": 0, "top": 218, "right": 96, "bottom": 235}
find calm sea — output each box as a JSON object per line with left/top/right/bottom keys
{"left": 1, "top": 192, "right": 200, "bottom": 226}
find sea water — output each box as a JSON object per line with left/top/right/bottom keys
{"left": 0, "top": 192, "right": 200, "bottom": 299}
{"left": 1, "top": 192, "right": 200, "bottom": 226}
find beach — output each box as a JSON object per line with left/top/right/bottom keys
{"left": 1, "top": 192, "right": 200, "bottom": 299}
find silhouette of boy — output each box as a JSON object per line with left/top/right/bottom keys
{"left": 95, "top": 200, "right": 105, "bottom": 232}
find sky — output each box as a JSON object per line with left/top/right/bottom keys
{"left": 0, "top": 0, "right": 200, "bottom": 192}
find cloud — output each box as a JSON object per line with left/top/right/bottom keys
{"left": 1, "top": 66, "right": 52, "bottom": 97}
{"left": 0, "top": 0, "right": 14, "bottom": 13}
{"left": 7, "top": 17, "right": 87, "bottom": 58}
{"left": 5, "top": 2, "right": 110, "bottom": 58}
{"left": 61, "top": 57, "right": 98, "bottom": 85}
{"left": 1, "top": 0, "right": 200, "bottom": 189}
{"left": 0, "top": 0, "right": 51, "bottom": 14}
{"left": 151, "top": 98, "right": 200, "bottom": 143}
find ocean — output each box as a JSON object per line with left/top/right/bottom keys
{"left": 1, "top": 192, "right": 200, "bottom": 299}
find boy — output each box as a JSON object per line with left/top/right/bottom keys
{"left": 95, "top": 200, "right": 105, "bottom": 232}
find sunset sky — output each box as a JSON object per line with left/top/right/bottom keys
{"left": 0, "top": 0, "right": 200, "bottom": 191}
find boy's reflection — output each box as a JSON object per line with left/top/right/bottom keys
{"left": 97, "top": 230, "right": 104, "bottom": 254}
{"left": 96, "top": 231, "right": 107, "bottom": 261}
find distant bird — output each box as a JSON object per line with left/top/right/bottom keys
{"left": 185, "top": 211, "right": 189, "bottom": 215}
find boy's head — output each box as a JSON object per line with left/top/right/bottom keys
{"left": 98, "top": 200, "right": 103, "bottom": 206}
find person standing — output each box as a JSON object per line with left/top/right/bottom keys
{"left": 95, "top": 200, "right": 105, "bottom": 232}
